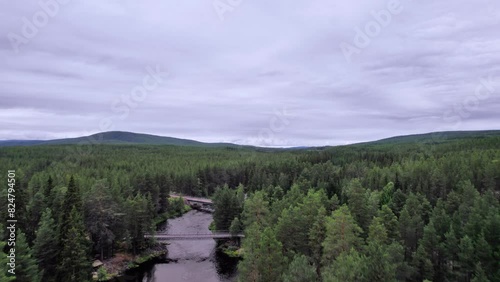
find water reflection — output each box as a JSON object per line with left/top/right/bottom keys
{"left": 118, "top": 211, "right": 238, "bottom": 282}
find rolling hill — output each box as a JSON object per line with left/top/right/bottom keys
{"left": 0, "top": 131, "right": 242, "bottom": 148}
{"left": 0, "top": 130, "right": 499, "bottom": 148}
{"left": 368, "top": 130, "right": 500, "bottom": 145}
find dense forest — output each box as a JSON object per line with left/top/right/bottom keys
{"left": 1, "top": 132, "right": 500, "bottom": 281}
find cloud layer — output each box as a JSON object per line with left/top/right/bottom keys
{"left": 1, "top": 0, "right": 499, "bottom": 146}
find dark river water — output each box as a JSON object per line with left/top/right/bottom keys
{"left": 119, "top": 210, "right": 239, "bottom": 282}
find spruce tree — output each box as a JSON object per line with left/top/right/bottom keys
{"left": 15, "top": 230, "right": 40, "bottom": 282}
{"left": 59, "top": 176, "right": 81, "bottom": 240}
{"left": 472, "top": 263, "right": 490, "bottom": 282}
{"left": 309, "top": 207, "right": 327, "bottom": 276}
{"left": 33, "top": 208, "right": 59, "bottom": 282}
{"left": 58, "top": 207, "right": 91, "bottom": 282}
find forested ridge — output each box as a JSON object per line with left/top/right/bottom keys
{"left": 1, "top": 132, "right": 499, "bottom": 281}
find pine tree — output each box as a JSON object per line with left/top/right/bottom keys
{"left": 458, "top": 235, "right": 475, "bottom": 281}
{"left": 380, "top": 182, "right": 395, "bottom": 206}
{"left": 33, "top": 208, "right": 59, "bottom": 282}
{"left": 276, "top": 205, "right": 311, "bottom": 256}
{"left": 322, "top": 205, "right": 362, "bottom": 263}
{"left": 239, "top": 225, "right": 286, "bottom": 282}
{"left": 399, "top": 193, "right": 427, "bottom": 260}
{"left": 445, "top": 225, "right": 460, "bottom": 280}
{"left": 378, "top": 205, "right": 399, "bottom": 242}
{"left": 365, "top": 217, "right": 397, "bottom": 282}
{"left": 309, "top": 207, "right": 327, "bottom": 276}
{"left": 255, "top": 227, "right": 286, "bottom": 282}
{"left": 346, "top": 179, "right": 372, "bottom": 232}
{"left": 238, "top": 224, "right": 261, "bottom": 282}
{"left": 282, "top": 254, "right": 317, "bottom": 282}
{"left": 243, "top": 191, "right": 269, "bottom": 228}
{"left": 322, "top": 248, "right": 365, "bottom": 282}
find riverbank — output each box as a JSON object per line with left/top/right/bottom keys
{"left": 93, "top": 246, "right": 168, "bottom": 281}
{"left": 93, "top": 200, "right": 192, "bottom": 281}
{"left": 154, "top": 203, "right": 192, "bottom": 226}
{"left": 119, "top": 210, "right": 239, "bottom": 281}
{"left": 217, "top": 241, "right": 243, "bottom": 258}
{"left": 209, "top": 221, "right": 243, "bottom": 258}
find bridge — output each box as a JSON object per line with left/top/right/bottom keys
{"left": 145, "top": 231, "right": 244, "bottom": 241}
{"left": 170, "top": 193, "right": 214, "bottom": 213}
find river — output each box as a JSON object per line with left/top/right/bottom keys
{"left": 120, "top": 210, "right": 239, "bottom": 282}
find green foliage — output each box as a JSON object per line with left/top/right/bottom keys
{"left": 380, "top": 182, "right": 395, "bottom": 206}
{"left": 365, "top": 217, "right": 398, "bottom": 282}
{"left": 57, "top": 207, "right": 91, "bottom": 282}
{"left": 378, "top": 205, "right": 399, "bottom": 242}
{"left": 83, "top": 181, "right": 117, "bottom": 260}
{"left": 125, "top": 193, "right": 155, "bottom": 254}
{"left": 168, "top": 197, "right": 188, "bottom": 215}
{"left": 59, "top": 176, "right": 81, "bottom": 241}
{"left": 472, "top": 263, "right": 490, "bottom": 282}
{"left": 15, "top": 230, "right": 41, "bottom": 282}
{"left": 229, "top": 217, "right": 243, "bottom": 235}
{"left": 309, "top": 207, "right": 327, "bottom": 275}
{"left": 0, "top": 224, "right": 15, "bottom": 282}
{"left": 242, "top": 191, "right": 270, "bottom": 228}
{"left": 213, "top": 184, "right": 242, "bottom": 230}
{"left": 322, "top": 205, "right": 363, "bottom": 263}
{"left": 239, "top": 226, "right": 286, "bottom": 282}
{"left": 276, "top": 189, "right": 327, "bottom": 257}
{"left": 97, "top": 267, "right": 110, "bottom": 281}
{"left": 282, "top": 254, "right": 317, "bottom": 282}
{"left": 33, "top": 208, "right": 59, "bottom": 282}
{"left": 346, "top": 179, "right": 373, "bottom": 232}
{"left": 322, "top": 249, "right": 365, "bottom": 282}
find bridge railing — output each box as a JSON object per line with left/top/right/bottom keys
{"left": 145, "top": 230, "right": 234, "bottom": 236}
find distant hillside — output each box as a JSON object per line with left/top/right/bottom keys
{"left": 367, "top": 130, "right": 500, "bottom": 145}
{"left": 1, "top": 130, "right": 499, "bottom": 148}
{"left": 0, "top": 140, "right": 45, "bottom": 146}
{"left": 0, "top": 131, "right": 243, "bottom": 148}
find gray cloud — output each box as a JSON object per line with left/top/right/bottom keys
{"left": 0, "top": 0, "right": 499, "bottom": 146}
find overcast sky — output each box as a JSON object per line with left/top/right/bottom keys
{"left": 1, "top": 0, "right": 499, "bottom": 146}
